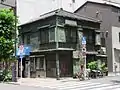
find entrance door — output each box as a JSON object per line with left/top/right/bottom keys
{"left": 30, "top": 56, "right": 46, "bottom": 78}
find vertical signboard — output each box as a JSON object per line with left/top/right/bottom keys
{"left": 82, "top": 36, "right": 87, "bottom": 78}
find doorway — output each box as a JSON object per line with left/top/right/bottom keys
{"left": 30, "top": 56, "right": 46, "bottom": 78}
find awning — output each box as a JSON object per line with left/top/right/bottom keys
{"left": 30, "top": 55, "right": 45, "bottom": 57}
{"left": 114, "top": 48, "right": 120, "bottom": 50}
{"left": 86, "top": 51, "right": 98, "bottom": 55}
{"left": 96, "top": 54, "right": 107, "bottom": 57}
{"left": 31, "top": 48, "right": 74, "bottom": 53}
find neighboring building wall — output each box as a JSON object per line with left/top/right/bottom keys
{"left": 0, "top": 0, "right": 15, "bottom": 8}
{"left": 112, "top": 26, "right": 120, "bottom": 74}
{"left": 75, "top": 2, "right": 117, "bottom": 73}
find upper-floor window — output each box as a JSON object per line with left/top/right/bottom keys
{"left": 101, "top": 32, "right": 105, "bottom": 47}
{"left": 40, "top": 28, "right": 49, "bottom": 44}
{"left": 118, "top": 16, "right": 120, "bottom": 22}
{"left": 30, "top": 32, "right": 39, "bottom": 50}
{"left": 119, "top": 32, "right": 120, "bottom": 42}
{"left": 49, "top": 27, "right": 55, "bottom": 42}
{"left": 27, "top": 35, "right": 30, "bottom": 44}
{"left": 112, "top": 7, "right": 119, "bottom": 13}
{"left": 58, "top": 27, "right": 66, "bottom": 42}
{"left": 65, "top": 27, "right": 77, "bottom": 43}
{"left": 83, "top": 29, "right": 94, "bottom": 44}
{"left": 95, "top": 33, "right": 101, "bottom": 45}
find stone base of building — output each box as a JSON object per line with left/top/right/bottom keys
{"left": 108, "top": 72, "right": 120, "bottom": 76}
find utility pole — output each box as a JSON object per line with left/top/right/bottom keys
{"left": 0, "top": 0, "right": 17, "bottom": 82}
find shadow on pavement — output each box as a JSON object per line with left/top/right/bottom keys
{"left": 111, "top": 80, "right": 120, "bottom": 84}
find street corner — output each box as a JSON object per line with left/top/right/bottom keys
{"left": 2, "top": 82, "right": 20, "bottom": 85}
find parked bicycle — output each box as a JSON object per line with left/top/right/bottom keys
{"left": 76, "top": 69, "right": 90, "bottom": 81}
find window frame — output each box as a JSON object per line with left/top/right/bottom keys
{"left": 40, "top": 28, "right": 49, "bottom": 44}
{"left": 119, "top": 32, "right": 120, "bottom": 42}
{"left": 58, "top": 27, "right": 66, "bottom": 42}
{"left": 49, "top": 27, "right": 55, "bottom": 42}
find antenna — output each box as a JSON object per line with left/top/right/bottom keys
{"left": 71, "top": 0, "right": 75, "bottom": 12}
{"left": 57, "top": 0, "right": 62, "bottom": 9}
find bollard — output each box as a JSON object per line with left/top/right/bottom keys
{"left": 12, "top": 63, "right": 17, "bottom": 82}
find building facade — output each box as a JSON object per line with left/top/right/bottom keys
{"left": 75, "top": 1, "right": 120, "bottom": 75}
{"left": 19, "top": 9, "right": 101, "bottom": 78}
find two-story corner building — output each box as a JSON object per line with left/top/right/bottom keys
{"left": 19, "top": 8, "right": 101, "bottom": 78}
{"left": 74, "top": 1, "right": 120, "bottom": 75}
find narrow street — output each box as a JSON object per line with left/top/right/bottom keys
{"left": 0, "top": 76, "right": 120, "bottom": 90}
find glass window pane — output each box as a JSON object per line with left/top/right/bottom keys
{"left": 49, "top": 28, "right": 55, "bottom": 42}
{"left": 30, "top": 33, "right": 39, "bottom": 50}
{"left": 58, "top": 27, "right": 66, "bottom": 42}
{"left": 40, "top": 57, "right": 44, "bottom": 69}
{"left": 71, "top": 30, "right": 76, "bottom": 42}
{"left": 95, "top": 34, "right": 101, "bottom": 45}
{"left": 30, "top": 58, "right": 35, "bottom": 71}
{"left": 40, "top": 29, "right": 49, "bottom": 44}
{"left": 36, "top": 58, "right": 40, "bottom": 69}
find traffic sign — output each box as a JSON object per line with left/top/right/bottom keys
{"left": 82, "top": 36, "right": 86, "bottom": 45}
{"left": 16, "top": 45, "right": 31, "bottom": 57}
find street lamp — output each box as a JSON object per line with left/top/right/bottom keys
{"left": 0, "top": 0, "right": 17, "bottom": 82}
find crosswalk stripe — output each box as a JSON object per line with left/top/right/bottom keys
{"left": 112, "top": 88, "right": 120, "bottom": 90}
{"left": 45, "top": 82, "right": 91, "bottom": 88}
{"left": 23, "top": 79, "right": 120, "bottom": 90}
{"left": 69, "top": 83, "right": 111, "bottom": 90}
{"left": 44, "top": 82, "right": 120, "bottom": 90}
{"left": 58, "top": 83, "right": 102, "bottom": 90}
{"left": 92, "top": 84, "right": 120, "bottom": 90}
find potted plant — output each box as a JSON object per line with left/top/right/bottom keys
{"left": 87, "top": 61, "right": 98, "bottom": 78}
{"left": 100, "top": 63, "right": 108, "bottom": 76}
{"left": 87, "top": 61, "right": 97, "bottom": 71}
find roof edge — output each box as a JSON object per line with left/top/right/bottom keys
{"left": 74, "top": 0, "right": 120, "bottom": 13}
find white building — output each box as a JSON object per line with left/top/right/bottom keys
{"left": 112, "top": 26, "right": 120, "bottom": 75}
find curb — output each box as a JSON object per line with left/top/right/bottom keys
{"left": 4, "top": 82, "right": 20, "bottom": 85}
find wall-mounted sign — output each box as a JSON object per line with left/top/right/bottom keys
{"left": 65, "top": 19, "right": 77, "bottom": 26}
{"left": 82, "top": 36, "right": 86, "bottom": 45}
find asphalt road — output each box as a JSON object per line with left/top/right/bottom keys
{"left": 0, "top": 76, "right": 120, "bottom": 90}
{"left": 0, "top": 83, "right": 56, "bottom": 90}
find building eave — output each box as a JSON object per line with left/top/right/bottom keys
{"left": 31, "top": 48, "right": 74, "bottom": 53}
{"left": 74, "top": 1, "right": 120, "bottom": 13}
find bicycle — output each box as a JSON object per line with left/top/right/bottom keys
{"left": 76, "top": 69, "right": 90, "bottom": 81}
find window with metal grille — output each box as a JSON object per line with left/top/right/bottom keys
{"left": 119, "top": 32, "right": 120, "bottom": 42}
{"left": 118, "top": 16, "right": 120, "bottom": 22}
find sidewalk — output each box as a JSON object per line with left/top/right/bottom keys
{"left": 7, "top": 76, "right": 120, "bottom": 87}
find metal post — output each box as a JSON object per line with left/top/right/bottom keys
{"left": 84, "top": 56, "right": 86, "bottom": 79}
{"left": 20, "top": 57, "right": 22, "bottom": 78}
